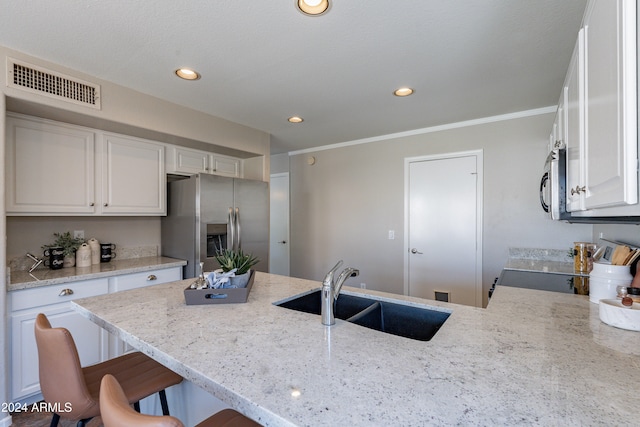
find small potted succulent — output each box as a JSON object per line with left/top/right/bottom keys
{"left": 42, "top": 231, "right": 85, "bottom": 268}
{"left": 214, "top": 248, "right": 259, "bottom": 288}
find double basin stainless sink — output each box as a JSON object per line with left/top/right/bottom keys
{"left": 275, "top": 289, "right": 451, "bottom": 341}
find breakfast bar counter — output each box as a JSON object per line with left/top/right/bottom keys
{"left": 71, "top": 272, "right": 640, "bottom": 426}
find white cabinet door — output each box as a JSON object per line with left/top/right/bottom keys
{"left": 9, "top": 279, "right": 109, "bottom": 402}
{"left": 582, "top": 0, "right": 637, "bottom": 209}
{"left": 6, "top": 115, "right": 167, "bottom": 216}
{"left": 167, "top": 146, "right": 242, "bottom": 178}
{"left": 210, "top": 154, "right": 242, "bottom": 177}
{"left": 101, "top": 133, "right": 166, "bottom": 215}
{"left": 167, "top": 146, "right": 210, "bottom": 175}
{"left": 5, "top": 115, "right": 96, "bottom": 214}
{"left": 565, "top": 31, "right": 585, "bottom": 212}
{"left": 10, "top": 306, "right": 107, "bottom": 401}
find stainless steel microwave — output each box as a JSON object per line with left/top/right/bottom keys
{"left": 540, "top": 141, "right": 571, "bottom": 220}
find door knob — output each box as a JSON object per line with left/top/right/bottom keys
{"left": 410, "top": 248, "right": 423, "bottom": 254}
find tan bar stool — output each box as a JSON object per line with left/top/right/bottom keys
{"left": 34, "top": 313, "right": 183, "bottom": 427}
{"left": 100, "top": 374, "right": 262, "bottom": 427}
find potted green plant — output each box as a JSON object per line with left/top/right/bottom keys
{"left": 42, "top": 231, "right": 85, "bottom": 268}
{"left": 214, "top": 248, "right": 259, "bottom": 288}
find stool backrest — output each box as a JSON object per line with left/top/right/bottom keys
{"left": 34, "top": 313, "right": 97, "bottom": 420}
{"left": 100, "top": 374, "right": 184, "bottom": 427}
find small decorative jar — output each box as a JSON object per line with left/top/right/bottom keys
{"left": 76, "top": 243, "right": 92, "bottom": 268}
{"left": 88, "top": 238, "right": 101, "bottom": 265}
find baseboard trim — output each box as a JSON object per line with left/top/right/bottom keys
{"left": 0, "top": 414, "right": 13, "bottom": 427}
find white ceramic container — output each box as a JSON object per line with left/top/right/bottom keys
{"left": 599, "top": 299, "right": 640, "bottom": 331}
{"left": 88, "top": 238, "right": 100, "bottom": 264}
{"left": 75, "top": 243, "right": 92, "bottom": 268}
{"left": 589, "top": 263, "right": 632, "bottom": 304}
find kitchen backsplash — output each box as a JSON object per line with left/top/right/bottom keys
{"left": 508, "top": 247, "right": 572, "bottom": 262}
{"left": 9, "top": 245, "right": 159, "bottom": 271}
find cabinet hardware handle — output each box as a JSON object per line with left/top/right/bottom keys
{"left": 279, "top": 240, "right": 287, "bottom": 244}
{"left": 89, "top": 202, "right": 95, "bottom": 206}
{"left": 103, "top": 203, "right": 108, "bottom": 207}
{"left": 147, "top": 274, "right": 157, "bottom": 281}
{"left": 59, "top": 288, "right": 74, "bottom": 296}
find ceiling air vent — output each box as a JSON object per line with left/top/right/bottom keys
{"left": 7, "top": 58, "right": 101, "bottom": 109}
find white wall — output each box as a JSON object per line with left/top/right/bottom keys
{"left": 0, "top": 94, "right": 10, "bottom": 426}
{"left": 289, "top": 112, "right": 593, "bottom": 305}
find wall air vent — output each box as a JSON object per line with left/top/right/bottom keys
{"left": 7, "top": 58, "right": 101, "bottom": 109}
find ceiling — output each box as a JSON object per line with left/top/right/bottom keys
{"left": 0, "top": 1, "right": 588, "bottom": 154}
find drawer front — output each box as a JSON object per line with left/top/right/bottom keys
{"left": 110, "top": 267, "right": 182, "bottom": 292}
{"left": 9, "top": 278, "right": 109, "bottom": 312}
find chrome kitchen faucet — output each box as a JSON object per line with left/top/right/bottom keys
{"left": 321, "top": 260, "right": 360, "bottom": 326}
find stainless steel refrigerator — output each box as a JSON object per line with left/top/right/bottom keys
{"left": 161, "top": 173, "right": 269, "bottom": 278}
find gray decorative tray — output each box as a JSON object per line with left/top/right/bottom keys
{"left": 184, "top": 271, "right": 255, "bottom": 305}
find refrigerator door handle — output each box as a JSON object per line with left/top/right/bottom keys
{"left": 228, "top": 207, "right": 235, "bottom": 251}
{"left": 235, "top": 207, "right": 241, "bottom": 250}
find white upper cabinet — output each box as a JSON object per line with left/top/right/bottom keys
{"left": 101, "top": 133, "right": 166, "bottom": 215}
{"left": 582, "top": 0, "right": 637, "bottom": 209}
{"left": 168, "top": 146, "right": 209, "bottom": 175}
{"left": 166, "top": 146, "right": 242, "bottom": 178}
{"left": 6, "top": 114, "right": 166, "bottom": 216}
{"left": 6, "top": 116, "right": 96, "bottom": 214}
{"left": 563, "top": 0, "right": 638, "bottom": 215}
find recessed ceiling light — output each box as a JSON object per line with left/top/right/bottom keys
{"left": 297, "top": 0, "right": 330, "bottom": 16}
{"left": 394, "top": 87, "right": 414, "bottom": 97}
{"left": 175, "top": 68, "right": 200, "bottom": 80}
{"left": 288, "top": 116, "right": 304, "bottom": 123}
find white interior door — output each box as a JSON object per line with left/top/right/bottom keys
{"left": 269, "top": 173, "right": 290, "bottom": 276}
{"left": 405, "top": 152, "right": 482, "bottom": 307}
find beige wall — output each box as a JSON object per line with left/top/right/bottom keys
{"left": 0, "top": 46, "right": 270, "bottom": 159}
{"left": 289, "top": 112, "right": 593, "bottom": 303}
{"left": 6, "top": 217, "right": 161, "bottom": 263}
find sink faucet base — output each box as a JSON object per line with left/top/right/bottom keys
{"left": 321, "top": 260, "right": 359, "bottom": 326}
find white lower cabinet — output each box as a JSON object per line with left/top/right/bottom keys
{"left": 9, "top": 279, "right": 110, "bottom": 403}
{"left": 9, "top": 266, "right": 182, "bottom": 403}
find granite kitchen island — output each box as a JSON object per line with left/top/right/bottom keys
{"left": 71, "top": 272, "right": 640, "bottom": 426}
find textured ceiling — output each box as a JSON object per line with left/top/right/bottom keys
{"left": 0, "top": 1, "right": 588, "bottom": 154}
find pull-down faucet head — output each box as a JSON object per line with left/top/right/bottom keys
{"left": 333, "top": 267, "right": 360, "bottom": 301}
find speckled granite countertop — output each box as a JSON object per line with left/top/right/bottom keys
{"left": 8, "top": 256, "right": 186, "bottom": 291}
{"left": 72, "top": 272, "right": 640, "bottom": 426}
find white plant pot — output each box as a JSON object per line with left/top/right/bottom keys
{"left": 229, "top": 271, "right": 251, "bottom": 288}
